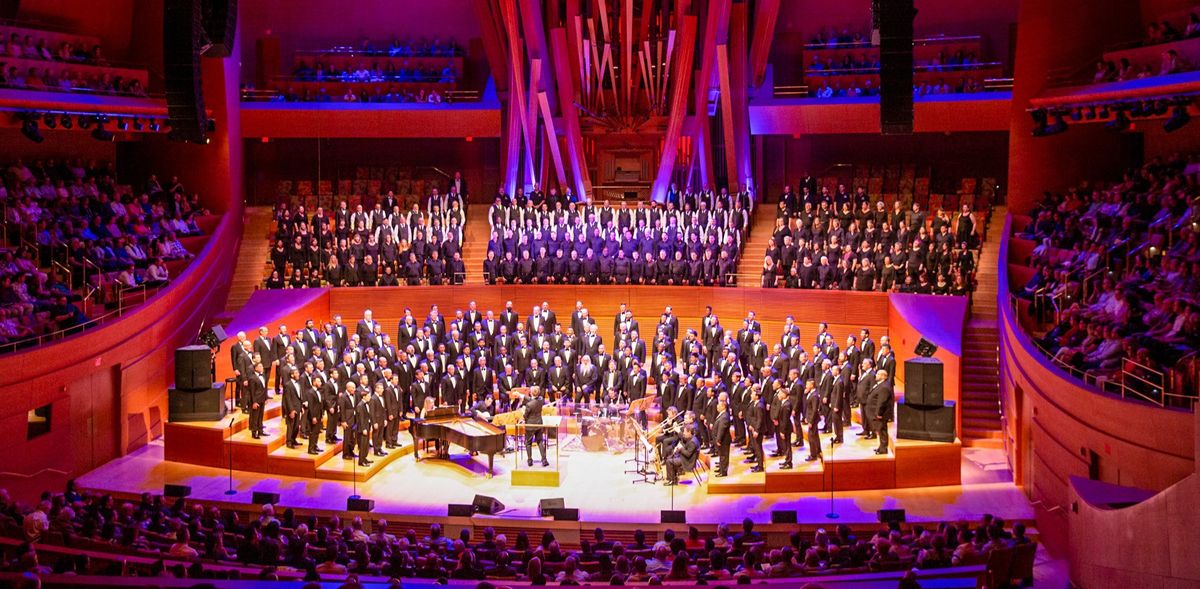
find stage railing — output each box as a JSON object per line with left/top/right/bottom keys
{"left": 1007, "top": 293, "right": 1196, "bottom": 411}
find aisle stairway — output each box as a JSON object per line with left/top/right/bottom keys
{"left": 960, "top": 207, "right": 1006, "bottom": 449}
{"left": 223, "top": 207, "right": 275, "bottom": 315}
{"left": 733, "top": 206, "right": 779, "bottom": 285}
{"left": 460, "top": 206, "right": 491, "bottom": 284}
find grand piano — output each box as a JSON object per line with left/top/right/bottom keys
{"left": 410, "top": 407, "right": 506, "bottom": 477}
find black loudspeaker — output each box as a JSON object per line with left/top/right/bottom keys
{"left": 201, "top": 0, "right": 237, "bottom": 57}
{"left": 877, "top": 0, "right": 915, "bottom": 135}
{"left": 164, "top": 484, "right": 192, "bottom": 497}
{"left": 771, "top": 510, "right": 798, "bottom": 524}
{"left": 448, "top": 504, "right": 475, "bottom": 517}
{"left": 551, "top": 508, "right": 580, "bottom": 521}
{"left": 914, "top": 337, "right": 938, "bottom": 358}
{"left": 922, "top": 402, "right": 956, "bottom": 441}
{"left": 897, "top": 401, "right": 956, "bottom": 442}
{"left": 903, "top": 357, "right": 944, "bottom": 407}
{"left": 175, "top": 345, "right": 213, "bottom": 390}
{"left": 538, "top": 498, "right": 566, "bottom": 517}
{"left": 347, "top": 497, "right": 375, "bottom": 512}
{"left": 163, "top": 0, "right": 209, "bottom": 144}
{"left": 661, "top": 510, "right": 686, "bottom": 524}
{"left": 878, "top": 508, "right": 907, "bottom": 523}
{"left": 252, "top": 491, "right": 280, "bottom": 505}
{"left": 473, "top": 494, "right": 505, "bottom": 515}
{"left": 167, "top": 384, "right": 227, "bottom": 422}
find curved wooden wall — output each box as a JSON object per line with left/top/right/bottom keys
{"left": 997, "top": 215, "right": 1196, "bottom": 555}
{"left": 0, "top": 213, "right": 240, "bottom": 489}
{"left": 0, "top": 29, "right": 246, "bottom": 500}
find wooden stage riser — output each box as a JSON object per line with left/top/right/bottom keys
{"left": 165, "top": 402, "right": 959, "bottom": 492}
{"left": 706, "top": 445, "right": 961, "bottom": 495}
{"left": 323, "top": 286, "right": 891, "bottom": 351}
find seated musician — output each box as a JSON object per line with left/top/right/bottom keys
{"left": 467, "top": 394, "right": 496, "bottom": 457}
{"left": 665, "top": 426, "right": 700, "bottom": 486}
{"left": 514, "top": 386, "right": 550, "bottom": 468}
{"left": 655, "top": 406, "right": 682, "bottom": 457}
{"left": 419, "top": 395, "right": 438, "bottom": 419}
{"left": 416, "top": 396, "right": 444, "bottom": 457}
{"left": 470, "top": 393, "right": 495, "bottom": 421}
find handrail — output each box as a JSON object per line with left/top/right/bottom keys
{"left": 0, "top": 467, "right": 69, "bottom": 478}
{"left": 268, "top": 73, "right": 454, "bottom": 84}
{"left": 804, "top": 61, "right": 1004, "bottom": 76}
{"left": 1029, "top": 499, "right": 1068, "bottom": 514}
{"left": 803, "top": 34, "right": 985, "bottom": 51}
{"left": 293, "top": 47, "right": 463, "bottom": 59}
{"left": 1004, "top": 216, "right": 1195, "bottom": 412}
{"left": 0, "top": 281, "right": 165, "bottom": 355}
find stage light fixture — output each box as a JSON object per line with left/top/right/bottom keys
{"left": 1098, "top": 105, "right": 1110, "bottom": 119}
{"left": 77, "top": 115, "right": 93, "bottom": 129}
{"left": 1070, "top": 108, "right": 1082, "bottom": 121}
{"left": 1084, "top": 106, "right": 1097, "bottom": 120}
{"left": 148, "top": 120, "right": 161, "bottom": 132}
{"left": 60, "top": 114, "right": 72, "bottom": 129}
{"left": 1155, "top": 100, "right": 1171, "bottom": 116}
{"left": 1045, "top": 110, "right": 1068, "bottom": 135}
{"left": 115, "top": 118, "right": 128, "bottom": 131}
{"left": 1105, "top": 108, "right": 1131, "bottom": 132}
{"left": 1164, "top": 103, "right": 1191, "bottom": 132}
{"left": 1030, "top": 109, "right": 1050, "bottom": 136}
{"left": 43, "top": 113, "right": 57, "bottom": 128}
{"left": 132, "top": 118, "right": 144, "bottom": 131}
{"left": 20, "top": 117, "right": 43, "bottom": 143}
{"left": 91, "top": 124, "right": 114, "bottom": 142}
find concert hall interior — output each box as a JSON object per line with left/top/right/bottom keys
{"left": 0, "top": 0, "right": 1198, "bottom": 588}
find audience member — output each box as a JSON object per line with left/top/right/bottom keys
{"left": 1017, "top": 153, "right": 1199, "bottom": 400}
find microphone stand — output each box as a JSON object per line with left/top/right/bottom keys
{"left": 349, "top": 423, "right": 360, "bottom": 501}
{"left": 225, "top": 416, "right": 237, "bottom": 496}
{"left": 825, "top": 434, "right": 837, "bottom": 519}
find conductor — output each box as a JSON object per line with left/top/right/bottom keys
{"left": 519, "top": 387, "right": 550, "bottom": 467}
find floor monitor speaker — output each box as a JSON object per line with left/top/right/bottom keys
{"left": 473, "top": 494, "right": 505, "bottom": 515}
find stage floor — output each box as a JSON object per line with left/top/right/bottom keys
{"left": 78, "top": 421, "right": 1028, "bottom": 526}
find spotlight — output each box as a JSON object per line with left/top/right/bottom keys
{"left": 148, "top": 119, "right": 161, "bottom": 132}
{"left": 1045, "top": 110, "right": 1068, "bottom": 135}
{"left": 91, "top": 124, "right": 114, "bottom": 142}
{"left": 1154, "top": 100, "right": 1171, "bottom": 116}
{"left": 1164, "top": 103, "right": 1191, "bottom": 132}
{"left": 132, "top": 118, "right": 144, "bottom": 131}
{"left": 77, "top": 115, "right": 93, "bottom": 129}
{"left": 60, "top": 114, "right": 72, "bottom": 129}
{"left": 1070, "top": 108, "right": 1082, "bottom": 122}
{"left": 1030, "top": 109, "right": 1049, "bottom": 136}
{"left": 1084, "top": 106, "right": 1097, "bottom": 120}
{"left": 43, "top": 113, "right": 57, "bottom": 129}
{"left": 1098, "top": 105, "right": 1110, "bottom": 119}
{"left": 1105, "top": 108, "right": 1131, "bottom": 132}
{"left": 20, "top": 118, "right": 43, "bottom": 143}
{"left": 115, "top": 118, "right": 128, "bottom": 131}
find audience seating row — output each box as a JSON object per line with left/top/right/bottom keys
{"left": 1007, "top": 153, "right": 1199, "bottom": 407}
{"left": 0, "top": 483, "right": 1036, "bottom": 588}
